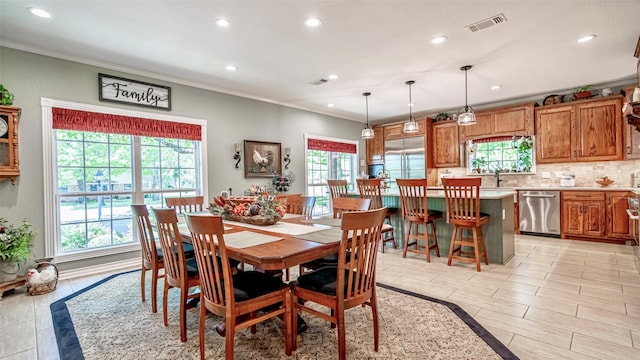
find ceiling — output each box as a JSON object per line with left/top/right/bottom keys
{"left": 1, "top": 1, "right": 639, "bottom": 124}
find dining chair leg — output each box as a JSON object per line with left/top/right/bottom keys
{"left": 371, "top": 288, "right": 379, "bottom": 352}
{"left": 199, "top": 299, "right": 206, "bottom": 360}
{"left": 140, "top": 264, "right": 146, "bottom": 303}
{"left": 291, "top": 293, "right": 299, "bottom": 351}
{"left": 163, "top": 283, "right": 170, "bottom": 327}
{"left": 151, "top": 268, "right": 159, "bottom": 313}
{"left": 284, "top": 291, "right": 293, "bottom": 356}
{"left": 336, "top": 306, "right": 347, "bottom": 360}
{"left": 179, "top": 288, "right": 188, "bottom": 342}
{"left": 225, "top": 317, "right": 236, "bottom": 360}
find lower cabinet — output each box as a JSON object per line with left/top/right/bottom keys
{"left": 560, "top": 190, "right": 632, "bottom": 243}
{"left": 561, "top": 191, "right": 606, "bottom": 239}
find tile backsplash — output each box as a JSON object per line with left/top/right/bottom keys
{"left": 438, "top": 159, "right": 640, "bottom": 188}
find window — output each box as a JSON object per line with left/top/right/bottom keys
{"left": 468, "top": 136, "right": 534, "bottom": 174}
{"left": 305, "top": 135, "right": 358, "bottom": 215}
{"left": 42, "top": 99, "right": 207, "bottom": 262}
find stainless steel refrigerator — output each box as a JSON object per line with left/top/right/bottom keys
{"left": 384, "top": 136, "right": 425, "bottom": 192}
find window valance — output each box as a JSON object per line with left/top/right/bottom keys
{"left": 307, "top": 138, "right": 356, "bottom": 154}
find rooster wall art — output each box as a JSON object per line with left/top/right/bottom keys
{"left": 243, "top": 141, "right": 282, "bottom": 178}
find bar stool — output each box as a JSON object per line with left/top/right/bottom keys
{"left": 397, "top": 178, "right": 443, "bottom": 262}
{"left": 442, "top": 177, "right": 490, "bottom": 272}
{"left": 356, "top": 178, "right": 396, "bottom": 252}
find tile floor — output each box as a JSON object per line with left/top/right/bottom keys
{"left": 1, "top": 234, "right": 640, "bottom": 359}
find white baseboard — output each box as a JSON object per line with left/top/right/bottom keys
{"left": 58, "top": 258, "right": 140, "bottom": 280}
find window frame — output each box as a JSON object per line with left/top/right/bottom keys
{"left": 41, "top": 98, "right": 208, "bottom": 263}
{"left": 466, "top": 136, "right": 536, "bottom": 175}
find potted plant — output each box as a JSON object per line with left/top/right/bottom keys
{"left": 573, "top": 85, "right": 592, "bottom": 100}
{"left": 434, "top": 112, "right": 449, "bottom": 122}
{"left": 0, "top": 218, "right": 37, "bottom": 282}
{"left": 471, "top": 157, "right": 486, "bottom": 173}
{"left": 0, "top": 84, "right": 15, "bottom": 105}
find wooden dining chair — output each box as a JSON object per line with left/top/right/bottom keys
{"left": 286, "top": 194, "right": 316, "bottom": 218}
{"left": 166, "top": 195, "right": 205, "bottom": 214}
{"left": 299, "top": 197, "right": 371, "bottom": 275}
{"left": 151, "top": 207, "right": 200, "bottom": 342}
{"left": 284, "top": 195, "right": 316, "bottom": 281}
{"left": 327, "top": 179, "right": 349, "bottom": 198}
{"left": 131, "top": 204, "right": 164, "bottom": 313}
{"left": 442, "top": 177, "right": 490, "bottom": 272}
{"left": 356, "top": 178, "right": 396, "bottom": 252}
{"left": 184, "top": 214, "right": 292, "bottom": 360}
{"left": 291, "top": 208, "right": 387, "bottom": 360}
{"left": 397, "top": 178, "right": 443, "bottom": 262}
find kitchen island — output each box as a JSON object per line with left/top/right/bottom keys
{"left": 372, "top": 189, "right": 516, "bottom": 265}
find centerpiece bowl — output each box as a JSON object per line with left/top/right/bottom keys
{"left": 209, "top": 193, "right": 285, "bottom": 226}
{"left": 595, "top": 179, "right": 614, "bottom": 187}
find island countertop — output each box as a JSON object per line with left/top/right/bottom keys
{"left": 352, "top": 189, "right": 516, "bottom": 200}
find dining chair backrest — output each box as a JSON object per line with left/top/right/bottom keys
{"left": 442, "top": 177, "right": 483, "bottom": 226}
{"left": 338, "top": 208, "right": 386, "bottom": 300}
{"left": 151, "top": 208, "right": 189, "bottom": 287}
{"left": 286, "top": 194, "right": 316, "bottom": 217}
{"left": 397, "top": 178, "right": 430, "bottom": 221}
{"left": 327, "top": 179, "right": 349, "bottom": 199}
{"left": 356, "top": 178, "right": 383, "bottom": 210}
{"left": 165, "top": 195, "right": 204, "bottom": 214}
{"left": 131, "top": 204, "right": 158, "bottom": 267}
{"left": 184, "top": 214, "right": 234, "bottom": 310}
{"left": 332, "top": 197, "right": 371, "bottom": 219}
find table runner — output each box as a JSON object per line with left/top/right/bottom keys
{"left": 283, "top": 213, "right": 304, "bottom": 219}
{"left": 223, "top": 220, "right": 326, "bottom": 236}
{"left": 301, "top": 217, "right": 342, "bottom": 227}
{"left": 293, "top": 227, "right": 344, "bottom": 244}
{"left": 222, "top": 231, "right": 283, "bottom": 249}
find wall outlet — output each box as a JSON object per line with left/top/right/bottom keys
{"left": 554, "top": 171, "right": 563, "bottom": 178}
{"left": 541, "top": 172, "right": 551, "bottom": 179}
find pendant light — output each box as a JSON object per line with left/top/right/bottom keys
{"left": 360, "top": 92, "right": 374, "bottom": 139}
{"left": 457, "top": 65, "right": 477, "bottom": 126}
{"left": 403, "top": 80, "right": 419, "bottom": 133}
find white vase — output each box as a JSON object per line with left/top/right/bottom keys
{"left": 0, "top": 261, "right": 19, "bottom": 282}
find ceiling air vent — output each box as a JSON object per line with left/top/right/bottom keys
{"left": 308, "top": 78, "right": 328, "bottom": 86}
{"left": 466, "top": 13, "right": 507, "bottom": 32}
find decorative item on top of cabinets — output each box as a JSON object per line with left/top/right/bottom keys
{"left": 572, "top": 85, "right": 593, "bottom": 101}
{"left": 536, "top": 96, "right": 623, "bottom": 164}
{"left": 0, "top": 105, "right": 20, "bottom": 184}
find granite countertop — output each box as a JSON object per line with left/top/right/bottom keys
{"left": 515, "top": 186, "right": 640, "bottom": 191}
{"left": 369, "top": 189, "right": 516, "bottom": 200}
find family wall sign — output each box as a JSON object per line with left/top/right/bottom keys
{"left": 98, "top": 73, "right": 171, "bottom": 110}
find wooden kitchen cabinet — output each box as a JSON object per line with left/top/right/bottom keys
{"left": 622, "top": 85, "right": 640, "bottom": 159}
{"left": 561, "top": 191, "right": 606, "bottom": 239}
{"left": 366, "top": 127, "right": 384, "bottom": 164}
{"left": 431, "top": 120, "right": 460, "bottom": 168}
{"left": 459, "top": 102, "right": 535, "bottom": 142}
{"left": 607, "top": 191, "right": 634, "bottom": 240}
{"left": 536, "top": 97, "right": 623, "bottom": 164}
{"left": 383, "top": 118, "right": 425, "bottom": 139}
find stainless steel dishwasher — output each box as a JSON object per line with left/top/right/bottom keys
{"left": 519, "top": 191, "right": 561, "bottom": 237}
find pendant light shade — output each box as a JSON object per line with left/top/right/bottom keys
{"left": 403, "top": 80, "right": 419, "bottom": 133}
{"left": 457, "top": 65, "right": 477, "bottom": 126}
{"left": 360, "top": 92, "right": 375, "bottom": 139}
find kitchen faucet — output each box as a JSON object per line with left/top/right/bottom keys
{"left": 494, "top": 170, "right": 503, "bottom": 187}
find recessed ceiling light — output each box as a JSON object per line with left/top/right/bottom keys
{"left": 305, "top": 17, "right": 321, "bottom": 27}
{"left": 577, "top": 35, "right": 596, "bottom": 43}
{"left": 327, "top": 74, "right": 338, "bottom": 80}
{"left": 491, "top": 85, "right": 502, "bottom": 90}
{"left": 216, "top": 18, "right": 230, "bottom": 27}
{"left": 431, "top": 36, "right": 448, "bottom": 44}
{"left": 327, "top": 103, "right": 334, "bottom": 107}
{"left": 225, "top": 65, "right": 237, "bottom": 71}
{"left": 28, "top": 7, "right": 51, "bottom": 18}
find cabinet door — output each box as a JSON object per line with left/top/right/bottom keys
{"left": 574, "top": 98, "right": 623, "bottom": 161}
{"left": 607, "top": 191, "right": 633, "bottom": 240}
{"left": 562, "top": 200, "right": 585, "bottom": 236}
{"left": 583, "top": 201, "right": 606, "bottom": 237}
{"left": 536, "top": 105, "right": 574, "bottom": 163}
{"left": 459, "top": 113, "right": 492, "bottom": 141}
{"left": 384, "top": 124, "right": 404, "bottom": 139}
{"left": 432, "top": 121, "right": 460, "bottom": 168}
{"left": 366, "top": 127, "right": 384, "bottom": 164}
{"left": 493, "top": 106, "right": 532, "bottom": 136}
{"left": 625, "top": 123, "right": 640, "bottom": 159}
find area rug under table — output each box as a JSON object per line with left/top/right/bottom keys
{"left": 51, "top": 271, "right": 518, "bottom": 360}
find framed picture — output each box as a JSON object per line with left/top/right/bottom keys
{"left": 244, "top": 140, "right": 282, "bottom": 178}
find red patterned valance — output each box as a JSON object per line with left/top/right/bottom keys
{"left": 470, "top": 136, "right": 513, "bottom": 144}
{"left": 307, "top": 138, "right": 356, "bottom": 154}
{"left": 52, "top": 107, "right": 201, "bottom": 141}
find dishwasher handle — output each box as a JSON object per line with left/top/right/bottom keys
{"left": 522, "top": 194, "right": 557, "bottom": 198}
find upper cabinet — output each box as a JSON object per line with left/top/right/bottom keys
{"left": 365, "top": 127, "right": 384, "bottom": 164}
{"left": 459, "top": 102, "right": 535, "bottom": 142}
{"left": 0, "top": 105, "right": 21, "bottom": 184}
{"left": 536, "top": 96, "right": 623, "bottom": 164}
{"left": 383, "top": 118, "right": 425, "bottom": 139}
{"left": 622, "top": 85, "right": 640, "bottom": 159}
{"left": 431, "top": 120, "right": 460, "bottom": 168}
